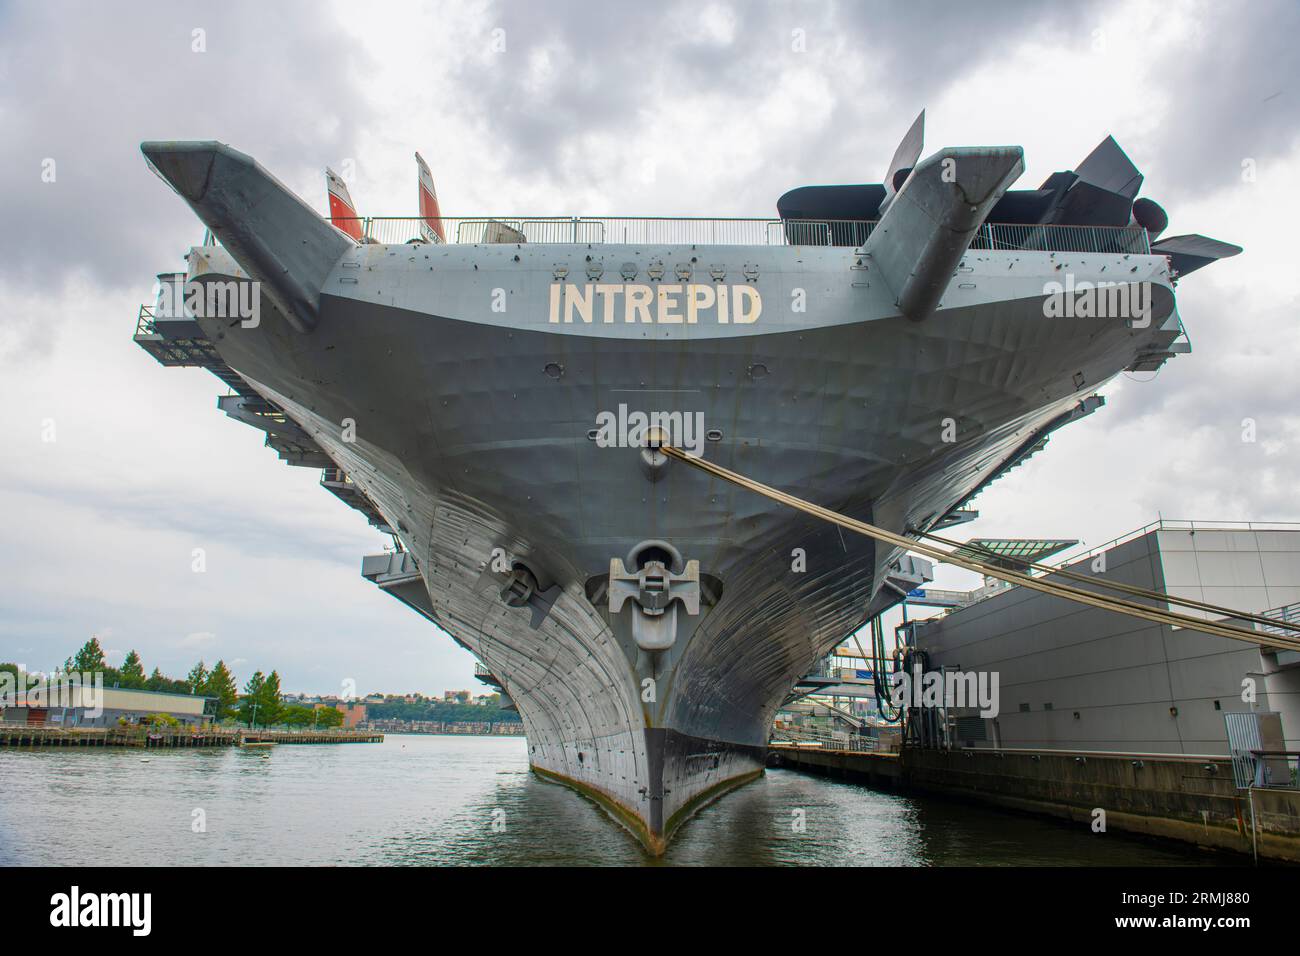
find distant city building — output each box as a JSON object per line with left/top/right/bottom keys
{"left": 282, "top": 692, "right": 328, "bottom": 706}
{"left": 331, "top": 700, "right": 367, "bottom": 729}
{"left": 364, "top": 718, "right": 523, "bottom": 736}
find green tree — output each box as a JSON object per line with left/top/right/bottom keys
{"left": 239, "top": 671, "right": 266, "bottom": 727}
{"left": 67, "top": 637, "right": 107, "bottom": 674}
{"left": 281, "top": 704, "right": 314, "bottom": 727}
{"left": 186, "top": 661, "right": 209, "bottom": 695}
{"left": 203, "top": 660, "right": 238, "bottom": 721}
{"left": 120, "top": 650, "right": 147, "bottom": 689}
{"left": 260, "top": 670, "right": 283, "bottom": 726}
{"left": 313, "top": 705, "right": 344, "bottom": 729}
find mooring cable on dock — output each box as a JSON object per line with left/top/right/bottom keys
{"left": 661, "top": 445, "right": 1300, "bottom": 653}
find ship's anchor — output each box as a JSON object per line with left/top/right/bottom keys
{"left": 480, "top": 556, "right": 562, "bottom": 630}
{"left": 607, "top": 542, "right": 703, "bottom": 652}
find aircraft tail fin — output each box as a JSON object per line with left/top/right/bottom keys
{"left": 326, "top": 167, "right": 364, "bottom": 241}
{"left": 878, "top": 109, "right": 925, "bottom": 216}
{"left": 416, "top": 152, "right": 446, "bottom": 243}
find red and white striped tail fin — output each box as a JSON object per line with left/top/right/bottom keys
{"left": 415, "top": 151, "right": 445, "bottom": 243}
{"left": 325, "top": 167, "right": 363, "bottom": 241}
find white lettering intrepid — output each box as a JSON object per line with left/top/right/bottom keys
{"left": 550, "top": 283, "right": 760, "bottom": 325}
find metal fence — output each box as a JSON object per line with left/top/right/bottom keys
{"left": 769, "top": 727, "right": 881, "bottom": 753}
{"left": 1258, "top": 602, "right": 1300, "bottom": 639}
{"left": 336, "top": 216, "right": 1149, "bottom": 254}
{"left": 976, "top": 222, "right": 1151, "bottom": 254}
{"left": 1224, "top": 712, "right": 1299, "bottom": 789}
{"left": 347, "top": 216, "right": 857, "bottom": 246}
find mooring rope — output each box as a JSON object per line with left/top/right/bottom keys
{"left": 661, "top": 446, "right": 1300, "bottom": 653}
{"left": 916, "top": 527, "right": 1300, "bottom": 634}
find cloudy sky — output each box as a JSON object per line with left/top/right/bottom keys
{"left": 2, "top": 0, "right": 1297, "bottom": 695}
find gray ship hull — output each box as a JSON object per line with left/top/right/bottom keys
{"left": 181, "top": 238, "right": 1176, "bottom": 851}
{"left": 138, "top": 140, "right": 1189, "bottom": 852}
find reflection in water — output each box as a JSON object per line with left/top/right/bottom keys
{"left": 0, "top": 734, "right": 1219, "bottom": 866}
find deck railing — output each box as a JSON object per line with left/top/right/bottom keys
{"left": 976, "top": 222, "right": 1150, "bottom": 254}
{"left": 335, "top": 216, "right": 1151, "bottom": 254}
{"left": 350, "top": 216, "right": 856, "bottom": 247}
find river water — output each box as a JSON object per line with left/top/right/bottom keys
{"left": 0, "top": 734, "right": 1223, "bottom": 866}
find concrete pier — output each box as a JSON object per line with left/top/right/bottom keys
{"left": 769, "top": 744, "right": 1300, "bottom": 863}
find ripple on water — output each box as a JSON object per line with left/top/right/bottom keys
{"left": 0, "top": 735, "right": 1221, "bottom": 866}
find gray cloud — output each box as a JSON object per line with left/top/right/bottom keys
{"left": 1080, "top": 279, "right": 1300, "bottom": 521}
{"left": 453, "top": 0, "right": 1107, "bottom": 203}
{"left": 1, "top": 0, "right": 372, "bottom": 290}
{"left": 3, "top": 473, "right": 369, "bottom": 567}
{"left": 3, "top": 0, "right": 1298, "bottom": 693}
{"left": 1139, "top": 0, "right": 1300, "bottom": 198}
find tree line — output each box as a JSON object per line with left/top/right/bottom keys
{"left": 3, "top": 637, "right": 342, "bottom": 728}
{"left": 366, "top": 698, "right": 521, "bottom": 724}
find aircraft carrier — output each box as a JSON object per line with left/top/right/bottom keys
{"left": 134, "top": 115, "right": 1238, "bottom": 853}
